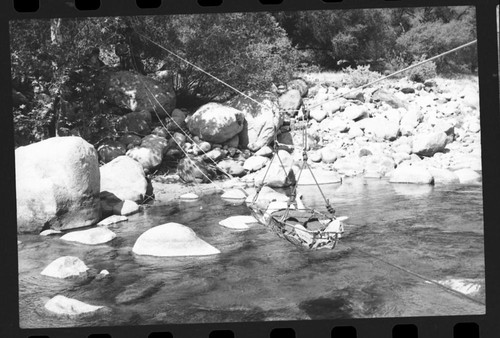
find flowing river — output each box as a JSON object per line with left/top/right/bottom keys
{"left": 18, "top": 178, "right": 485, "bottom": 328}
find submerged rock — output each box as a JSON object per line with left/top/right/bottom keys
{"left": 60, "top": 227, "right": 117, "bottom": 245}
{"left": 221, "top": 189, "right": 247, "bottom": 200}
{"left": 132, "top": 223, "right": 220, "bottom": 257}
{"left": 44, "top": 295, "right": 105, "bottom": 316}
{"left": 112, "top": 200, "right": 140, "bottom": 216}
{"left": 180, "top": 193, "right": 200, "bottom": 200}
{"left": 115, "top": 281, "right": 164, "bottom": 305}
{"left": 97, "top": 215, "right": 128, "bottom": 227}
{"left": 41, "top": 256, "right": 88, "bottom": 279}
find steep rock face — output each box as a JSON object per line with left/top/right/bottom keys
{"left": 187, "top": 103, "right": 245, "bottom": 144}
{"left": 229, "top": 91, "right": 283, "bottom": 151}
{"left": 102, "top": 70, "right": 176, "bottom": 118}
{"left": 16, "top": 137, "right": 101, "bottom": 234}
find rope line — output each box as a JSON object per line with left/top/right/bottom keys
{"left": 354, "top": 247, "right": 485, "bottom": 306}
{"left": 136, "top": 31, "right": 274, "bottom": 112}
{"left": 306, "top": 39, "right": 478, "bottom": 111}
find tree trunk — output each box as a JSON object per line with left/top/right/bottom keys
{"left": 50, "top": 18, "right": 62, "bottom": 45}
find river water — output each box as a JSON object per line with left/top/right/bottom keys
{"left": 18, "top": 178, "right": 485, "bottom": 328}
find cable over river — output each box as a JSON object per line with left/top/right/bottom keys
{"left": 18, "top": 177, "right": 485, "bottom": 328}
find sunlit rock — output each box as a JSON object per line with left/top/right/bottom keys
{"left": 132, "top": 223, "right": 220, "bottom": 257}
{"left": 41, "top": 256, "right": 88, "bottom": 279}
{"left": 60, "top": 227, "right": 117, "bottom": 245}
{"left": 44, "top": 295, "right": 104, "bottom": 316}
{"left": 97, "top": 215, "right": 128, "bottom": 227}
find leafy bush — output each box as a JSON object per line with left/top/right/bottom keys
{"left": 341, "top": 65, "right": 381, "bottom": 88}
{"left": 405, "top": 55, "right": 437, "bottom": 83}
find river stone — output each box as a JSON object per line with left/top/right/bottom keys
{"left": 279, "top": 89, "right": 302, "bottom": 117}
{"left": 40, "top": 229, "right": 62, "bottom": 236}
{"left": 322, "top": 100, "right": 343, "bottom": 115}
{"left": 100, "top": 155, "right": 148, "bottom": 202}
{"left": 41, "top": 256, "right": 89, "bottom": 279}
{"left": 45, "top": 295, "right": 104, "bottom": 316}
{"left": 389, "top": 165, "right": 434, "bottom": 184}
{"left": 310, "top": 108, "right": 328, "bottom": 122}
{"left": 320, "top": 146, "right": 339, "bottom": 164}
{"left": 229, "top": 91, "right": 282, "bottom": 151}
{"left": 297, "top": 169, "right": 342, "bottom": 185}
{"left": 254, "top": 150, "right": 295, "bottom": 188}
{"left": 287, "top": 78, "right": 309, "bottom": 97}
{"left": 187, "top": 103, "right": 245, "bottom": 143}
{"left": 360, "top": 117, "right": 399, "bottom": 141}
{"left": 97, "top": 215, "right": 128, "bottom": 227}
{"left": 219, "top": 215, "right": 258, "bottom": 230}
{"left": 203, "top": 148, "right": 225, "bottom": 162}
{"left": 15, "top": 136, "right": 101, "bottom": 234}
{"left": 116, "top": 111, "right": 152, "bottom": 136}
{"left": 60, "top": 227, "right": 116, "bottom": 245}
{"left": 332, "top": 156, "right": 365, "bottom": 176}
{"left": 218, "top": 159, "right": 246, "bottom": 177}
{"left": 400, "top": 108, "right": 423, "bottom": 136}
{"left": 119, "top": 134, "right": 142, "bottom": 149}
{"left": 103, "top": 70, "right": 176, "bottom": 118}
{"left": 113, "top": 200, "right": 140, "bottom": 216}
{"left": 97, "top": 140, "right": 127, "bottom": 164}
{"left": 177, "top": 156, "right": 216, "bottom": 183}
{"left": 427, "top": 167, "right": 460, "bottom": 184}
{"left": 254, "top": 146, "right": 273, "bottom": 157}
{"left": 243, "top": 156, "right": 269, "bottom": 172}
{"left": 454, "top": 168, "right": 481, "bottom": 184}
{"left": 126, "top": 146, "right": 163, "bottom": 172}
{"left": 115, "top": 281, "right": 164, "bottom": 305}
{"left": 343, "top": 105, "right": 368, "bottom": 121}
{"left": 180, "top": 193, "right": 200, "bottom": 200}
{"left": 245, "top": 186, "right": 289, "bottom": 207}
{"left": 221, "top": 189, "right": 247, "bottom": 200}
{"left": 412, "top": 132, "right": 448, "bottom": 157}
{"left": 141, "top": 134, "right": 169, "bottom": 154}
{"left": 371, "top": 88, "right": 406, "bottom": 109}
{"left": 132, "top": 223, "right": 220, "bottom": 257}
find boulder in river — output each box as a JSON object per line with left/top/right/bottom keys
{"left": 132, "top": 223, "right": 221, "bottom": 257}
{"left": 412, "top": 132, "right": 448, "bottom": 157}
{"left": 219, "top": 215, "right": 258, "bottom": 230}
{"left": 187, "top": 103, "right": 245, "bottom": 143}
{"left": 113, "top": 200, "right": 141, "bottom": 216}
{"left": 100, "top": 155, "right": 148, "bottom": 202}
{"left": 16, "top": 136, "right": 101, "bottom": 234}
{"left": 60, "top": 227, "right": 117, "bottom": 245}
{"left": 243, "top": 155, "right": 269, "bottom": 172}
{"left": 126, "top": 146, "right": 163, "bottom": 172}
{"left": 389, "top": 165, "right": 434, "bottom": 184}
{"left": 454, "top": 168, "right": 481, "bottom": 184}
{"left": 97, "top": 215, "right": 128, "bottom": 227}
{"left": 41, "top": 256, "right": 89, "bottom": 279}
{"left": 229, "top": 91, "right": 282, "bottom": 151}
{"left": 44, "top": 295, "right": 105, "bottom": 316}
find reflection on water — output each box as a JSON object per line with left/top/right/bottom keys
{"left": 18, "top": 178, "right": 485, "bottom": 328}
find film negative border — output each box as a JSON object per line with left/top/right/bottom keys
{"left": 1, "top": 0, "right": 499, "bottom": 338}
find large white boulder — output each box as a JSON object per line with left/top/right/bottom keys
{"left": 132, "top": 223, "right": 220, "bottom": 257}
{"left": 60, "top": 227, "right": 117, "bottom": 245}
{"left": 358, "top": 117, "right": 399, "bottom": 141}
{"left": 45, "top": 295, "right": 105, "bottom": 316}
{"left": 100, "top": 156, "right": 148, "bottom": 202}
{"left": 16, "top": 136, "right": 101, "bottom": 233}
{"left": 454, "top": 168, "right": 481, "bottom": 184}
{"left": 412, "top": 132, "right": 448, "bottom": 157}
{"left": 41, "top": 256, "right": 88, "bottom": 278}
{"left": 229, "top": 91, "right": 282, "bottom": 151}
{"left": 187, "top": 103, "right": 245, "bottom": 143}
{"left": 243, "top": 156, "right": 269, "bottom": 172}
{"left": 389, "top": 165, "right": 434, "bottom": 184}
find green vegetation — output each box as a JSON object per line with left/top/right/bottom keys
{"left": 10, "top": 7, "right": 477, "bottom": 147}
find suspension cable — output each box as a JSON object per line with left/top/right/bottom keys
{"left": 135, "top": 31, "right": 274, "bottom": 112}
{"left": 306, "top": 39, "right": 477, "bottom": 111}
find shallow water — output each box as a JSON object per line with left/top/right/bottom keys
{"left": 18, "top": 178, "right": 485, "bottom": 328}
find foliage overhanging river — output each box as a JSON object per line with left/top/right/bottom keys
{"left": 18, "top": 177, "right": 485, "bottom": 328}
